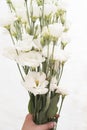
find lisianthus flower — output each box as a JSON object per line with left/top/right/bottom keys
{"left": 10, "top": 0, "right": 27, "bottom": 22}
{"left": 32, "top": 3, "right": 41, "bottom": 18}
{"left": 42, "top": 23, "right": 63, "bottom": 40}
{"left": 3, "top": 47, "right": 45, "bottom": 67}
{"left": 15, "top": 34, "right": 36, "bottom": 51}
{"left": 48, "top": 23, "right": 63, "bottom": 39}
{"left": 41, "top": 26, "right": 50, "bottom": 38}
{"left": 56, "top": 87, "right": 68, "bottom": 96}
{"left": 61, "top": 33, "right": 70, "bottom": 44}
{"left": 0, "top": 10, "right": 16, "bottom": 27}
{"left": 42, "top": 42, "right": 69, "bottom": 63}
{"left": 53, "top": 48, "right": 69, "bottom": 63}
{"left": 57, "top": 0, "right": 67, "bottom": 11}
{"left": 22, "top": 72, "right": 48, "bottom": 96}
{"left": 44, "top": 3, "right": 57, "bottom": 16}
{"left": 16, "top": 51, "right": 45, "bottom": 67}
{"left": 33, "top": 38, "right": 42, "bottom": 50}
{"left": 63, "top": 20, "right": 71, "bottom": 31}
{"left": 15, "top": 7, "right": 27, "bottom": 22}
{"left": 15, "top": 34, "right": 42, "bottom": 51}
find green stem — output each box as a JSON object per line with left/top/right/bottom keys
{"left": 46, "top": 43, "right": 49, "bottom": 76}
{"left": 57, "top": 64, "right": 64, "bottom": 86}
{"left": 17, "top": 63, "right": 25, "bottom": 81}
{"left": 25, "top": 0, "right": 31, "bottom": 27}
{"left": 40, "top": 0, "right": 44, "bottom": 30}
{"left": 8, "top": 29, "right": 25, "bottom": 81}
{"left": 58, "top": 96, "right": 65, "bottom": 115}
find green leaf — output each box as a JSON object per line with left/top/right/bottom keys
{"left": 47, "top": 94, "right": 60, "bottom": 118}
{"left": 28, "top": 97, "right": 35, "bottom": 114}
{"left": 43, "top": 93, "right": 50, "bottom": 112}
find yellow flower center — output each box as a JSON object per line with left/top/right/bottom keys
{"left": 35, "top": 80, "right": 39, "bottom": 86}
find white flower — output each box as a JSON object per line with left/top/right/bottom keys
{"left": 48, "top": 23, "right": 63, "bottom": 38}
{"left": 0, "top": 1, "right": 15, "bottom": 27}
{"left": 15, "top": 34, "right": 34, "bottom": 51}
{"left": 3, "top": 47, "right": 45, "bottom": 67}
{"left": 42, "top": 42, "right": 53, "bottom": 58}
{"left": 22, "top": 72, "right": 48, "bottom": 96}
{"left": 54, "top": 48, "right": 69, "bottom": 63}
{"left": 57, "top": 1, "right": 67, "bottom": 11}
{"left": 33, "top": 38, "right": 42, "bottom": 50}
{"left": 3, "top": 47, "right": 17, "bottom": 60}
{"left": 32, "top": 4, "right": 40, "bottom": 18}
{"left": 50, "top": 77, "right": 58, "bottom": 91}
{"left": 56, "top": 87, "right": 68, "bottom": 96}
{"left": 44, "top": 4, "right": 57, "bottom": 16}
{"left": 0, "top": 10, "right": 16, "bottom": 27}
{"left": 17, "top": 51, "right": 45, "bottom": 67}
{"left": 15, "top": 34, "right": 42, "bottom": 51}
{"left": 60, "top": 33, "right": 70, "bottom": 44}
{"left": 42, "top": 42, "right": 69, "bottom": 63}
{"left": 16, "top": 7, "right": 27, "bottom": 22}
{"left": 10, "top": 0, "right": 27, "bottom": 22}
{"left": 42, "top": 26, "right": 50, "bottom": 37}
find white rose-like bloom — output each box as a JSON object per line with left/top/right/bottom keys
{"left": 48, "top": 23, "right": 63, "bottom": 38}
{"left": 50, "top": 77, "right": 58, "bottom": 91}
{"left": 17, "top": 51, "right": 45, "bottom": 67}
{"left": 42, "top": 43, "right": 69, "bottom": 63}
{"left": 42, "top": 26, "right": 50, "bottom": 36}
{"left": 32, "top": 3, "right": 40, "bottom": 18}
{"left": 57, "top": 0, "right": 67, "bottom": 11}
{"left": 33, "top": 38, "right": 42, "bottom": 50}
{"left": 15, "top": 34, "right": 34, "bottom": 51}
{"left": 16, "top": 7, "right": 27, "bottom": 22}
{"left": 11, "top": 0, "right": 27, "bottom": 22}
{"left": 54, "top": 48, "right": 69, "bottom": 63}
{"left": 64, "top": 20, "right": 71, "bottom": 31}
{"left": 15, "top": 34, "right": 42, "bottom": 51}
{"left": 22, "top": 72, "right": 48, "bottom": 96}
{"left": 56, "top": 87, "right": 68, "bottom": 96}
{"left": 42, "top": 42, "right": 53, "bottom": 58}
{"left": 0, "top": 10, "right": 16, "bottom": 27}
{"left": 0, "top": 0, "right": 16, "bottom": 27}
{"left": 3, "top": 47, "right": 45, "bottom": 67}
{"left": 60, "top": 33, "right": 70, "bottom": 44}
{"left": 44, "top": 4, "right": 57, "bottom": 16}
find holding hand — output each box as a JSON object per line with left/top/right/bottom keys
{"left": 22, "top": 114, "right": 56, "bottom": 130}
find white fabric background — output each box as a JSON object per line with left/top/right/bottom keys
{"left": 0, "top": 0, "right": 87, "bottom": 130}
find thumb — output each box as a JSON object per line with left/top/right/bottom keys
{"left": 37, "top": 122, "right": 56, "bottom": 130}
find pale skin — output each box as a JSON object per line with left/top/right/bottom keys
{"left": 22, "top": 114, "right": 56, "bottom": 130}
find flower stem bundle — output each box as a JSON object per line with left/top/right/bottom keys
{"left": 0, "top": 0, "right": 70, "bottom": 129}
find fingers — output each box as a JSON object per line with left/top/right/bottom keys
{"left": 25, "top": 113, "right": 35, "bottom": 126}
{"left": 25, "top": 113, "right": 33, "bottom": 121}
{"left": 23, "top": 114, "right": 56, "bottom": 130}
{"left": 37, "top": 122, "right": 56, "bottom": 130}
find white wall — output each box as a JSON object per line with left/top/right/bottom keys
{"left": 0, "top": 0, "right": 87, "bottom": 130}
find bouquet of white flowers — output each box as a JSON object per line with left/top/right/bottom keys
{"left": 0, "top": 0, "right": 70, "bottom": 129}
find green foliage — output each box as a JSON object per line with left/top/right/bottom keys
{"left": 47, "top": 93, "right": 60, "bottom": 118}
{"left": 28, "top": 94, "right": 35, "bottom": 114}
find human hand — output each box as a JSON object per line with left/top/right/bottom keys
{"left": 22, "top": 114, "right": 56, "bottom": 130}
